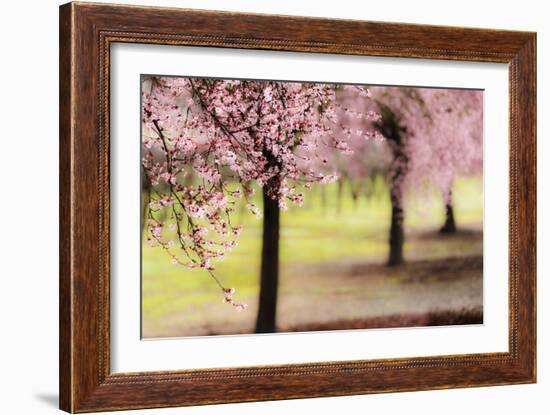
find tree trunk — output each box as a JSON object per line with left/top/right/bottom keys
{"left": 374, "top": 104, "right": 407, "bottom": 266}
{"left": 387, "top": 177, "right": 405, "bottom": 266}
{"left": 440, "top": 190, "right": 457, "bottom": 234}
{"left": 255, "top": 188, "right": 280, "bottom": 333}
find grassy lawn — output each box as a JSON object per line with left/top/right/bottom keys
{"left": 142, "top": 176, "right": 483, "bottom": 337}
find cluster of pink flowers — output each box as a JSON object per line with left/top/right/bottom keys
{"left": 142, "top": 77, "right": 378, "bottom": 309}
{"left": 367, "top": 86, "right": 483, "bottom": 203}
{"left": 312, "top": 86, "right": 392, "bottom": 185}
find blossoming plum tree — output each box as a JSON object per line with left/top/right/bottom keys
{"left": 369, "top": 86, "right": 483, "bottom": 265}
{"left": 141, "top": 76, "right": 377, "bottom": 332}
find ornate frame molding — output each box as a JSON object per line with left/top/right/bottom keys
{"left": 60, "top": 2, "right": 536, "bottom": 412}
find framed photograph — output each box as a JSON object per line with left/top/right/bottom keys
{"left": 59, "top": 2, "right": 536, "bottom": 412}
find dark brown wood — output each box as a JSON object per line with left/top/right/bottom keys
{"left": 59, "top": 4, "right": 73, "bottom": 411}
{"left": 59, "top": 2, "right": 536, "bottom": 412}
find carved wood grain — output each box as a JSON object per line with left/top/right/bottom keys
{"left": 59, "top": 2, "right": 536, "bottom": 412}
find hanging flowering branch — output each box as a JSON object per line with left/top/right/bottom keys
{"left": 141, "top": 76, "right": 379, "bottom": 310}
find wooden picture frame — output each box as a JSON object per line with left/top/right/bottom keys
{"left": 59, "top": 2, "right": 536, "bottom": 412}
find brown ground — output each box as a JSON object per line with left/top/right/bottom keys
{"left": 284, "top": 308, "right": 483, "bottom": 333}
{"left": 144, "top": 230, "right": 483, "bottom": 338}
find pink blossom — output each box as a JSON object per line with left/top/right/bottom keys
{"left": 234, "top": 303, "right": 248, "bottom": 312}
{"left": 368, "top": 86, "right": 483, "bottom": 203}
{"left": 142, "top": 76, "right": 379, "bottom": 310}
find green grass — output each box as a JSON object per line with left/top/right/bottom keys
{"left": 142, "top": 176, "right": 483, "bottom": 325}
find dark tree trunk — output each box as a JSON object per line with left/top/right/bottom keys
{"left": 387, "top": 176, "right": 405, "bottom": 266}
{"left": 141, "top": 168, "right": 150, "bottom": 240}
{"left": 374, "top": 104, "right": 408, "bottom": 267}
{"left": 440, "top": 191, "right": 457, "bottom": 234}
{"left": 255, "top": 188, "right": 280, "bottom": 333}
